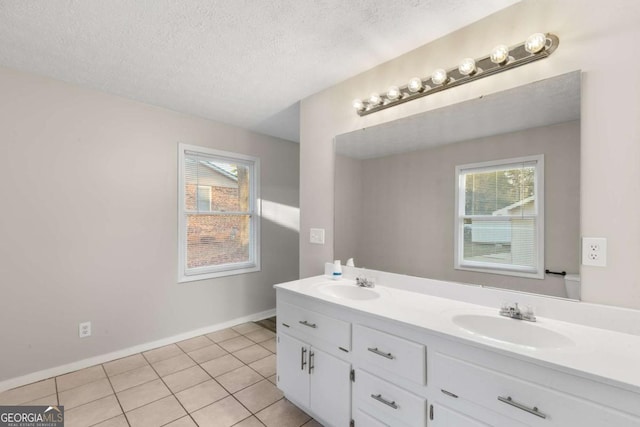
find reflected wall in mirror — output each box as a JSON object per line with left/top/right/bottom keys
{"left": 335, "top": 71, "right": 581, "bottom": 298}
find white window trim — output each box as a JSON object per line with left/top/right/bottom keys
{"left": 454, "top": 155, "right": 544, "bottom": 279}
{"left": 178, "top": 143, "right": 261, "bottom": 282}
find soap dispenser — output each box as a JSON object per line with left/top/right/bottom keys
{"left": 332, "top": 260, "right": 342, "bottom": 280}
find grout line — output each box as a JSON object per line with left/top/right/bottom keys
{"left": 54, "top": 376, "right": 59, "bottom": 407}
{"left": 176, "top": 330, "right": 275, "bottom": 420}
{"left": 146, "top": 350, "right": 200, "bottom": 427}
{"left": 100, "top": 364, "right": 130, "bottom": 427}
{"left": 102, "top": 354, "right": 150, "bottom": 378}
{"left": 88, "top": 413, "right": 128, "bottom": 427}
{"left": 175, "top": 336, "right": 215, "bottom": 354}
{"left": 230, "top": 414, "right": 267, "bottom": 427}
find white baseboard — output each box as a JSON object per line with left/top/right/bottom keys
{"left": 0, "top": 308, "right": 276, "bottom": 393}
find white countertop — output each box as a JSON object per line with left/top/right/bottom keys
{"left": 275, "top": 275, "right": 640, "bottom": 394}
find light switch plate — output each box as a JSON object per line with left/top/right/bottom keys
{"left": 582, "top": 237, "right": 607, "bottom": 267}
{"left": 309, "top": 228, "right": 325, "bottom": 245}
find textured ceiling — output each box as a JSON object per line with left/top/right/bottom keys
{"left": 0, "top": 0, "right": 519, "bottom": 142}
{"left": 336, "top": 71, "right": 581, "bottom": 159}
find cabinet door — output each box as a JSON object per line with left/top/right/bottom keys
{"left": 309, "top": 348, "right": 351, "bottom": 427}
{"left": 277, "top": 333, "right": 310, "bottom": 408}
{"left": 431, "top": 404, "right": 492, "bottom": 427}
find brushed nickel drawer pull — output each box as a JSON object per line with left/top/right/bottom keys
{"left": 498, "top": 396, "right": 547, "bottom": 419}
{"left": 367, "top": 347, "right": 394, "bottom": 359}
{"left": 371, "top": 393, "right": 398, "bottom": 409}
{"left": 441, "top": 389, "right": 458, "bottom": 398}
{"left": 298, "top": 320, "right": 317, "bottom": 328}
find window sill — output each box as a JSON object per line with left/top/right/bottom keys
{"left": 455, "top": 264, "right": 543, "bottom": 280}
{"left": 179, "top": 264, "right": 260, "bottom": 283}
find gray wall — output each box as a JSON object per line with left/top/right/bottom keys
{"left": 335, "top": 121, "right": 580, "bottom": 297}
{"left": 0, "top": 66, "right": 300, "bottom": 382}
{"left": 300, "top": 0, "right": 640, "bottom": 309}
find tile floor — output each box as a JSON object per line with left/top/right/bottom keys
{"left": 0, "top": 321, "right": 322, "bottom": 427}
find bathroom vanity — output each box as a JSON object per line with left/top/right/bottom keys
{"left": 275, "top": 271, "right": 640, "bottom": 427}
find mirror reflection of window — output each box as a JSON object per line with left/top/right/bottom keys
{"left": 455, "top": 155, "right": 544, "bottom": 279}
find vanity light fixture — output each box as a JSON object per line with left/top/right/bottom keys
{"left": 353, "top": 32, "right": 559, "bottom": 116}
{"left": 387, "top": 85, "right": 401, "bottom": 101}
{"left": 458, "top": 58, "right": 477, "bottom": 76}
{"left": 431, "top": 68, "right": 448, "bottom": 85}
{"left": 407, "top": 77, "right": 423, "bottom": 93}
{"left": 490, "top": 44, "right": 510, "bottom": 65}
{"left": 368, "top": 92, "right": 382, "bottom": 106}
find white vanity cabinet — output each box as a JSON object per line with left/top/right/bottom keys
{"left": 277, "top": 333, "right": 351, "bottom": 427}
{"left": 353, "top": 368, "right": 427, "bottom": 426}
{"left": 431, "top": 347, "right": 640, "bottom": 427}
{"left": 276, "top": 299, "right": 353, "bottom": 427}
{"left": 351, "top": 323, "right": 428, "bottom": 426}
{"left": 352, "top": 324, "right": 426, "bottom": 385}
{"left": 275, "top": 280, "right": 640, "bottom": 427}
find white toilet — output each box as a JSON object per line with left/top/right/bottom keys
{"left": 565, "top": 274, "right": 581, "bottom": 300}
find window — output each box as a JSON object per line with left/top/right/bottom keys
{"left": 454, "top": 155, "right": 544, "bottom": 279}
{"left": 178, "top": 144, "right": 260, "bottom": 282}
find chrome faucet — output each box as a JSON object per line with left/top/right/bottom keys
{"left": 355, "top": 268, "right": 375, "bottom": 288}
{"left": 355, "top": 276, "right": 375, "bottom": 288}
{"left": 353, "top": 267, "right": 376, "bottom": 288}
{"left": 499, "top": 302, "right": 536, "bottom": 322}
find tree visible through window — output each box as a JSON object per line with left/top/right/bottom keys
{"left": 179, "top": 144, "right": 260, "bottom": 281}
{"left": 455, "top": 155, "right": 544, "bottom": 279}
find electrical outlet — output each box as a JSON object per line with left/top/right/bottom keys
{"left": 79, "top": 321, "right": 92, "bottom": 338}
{"left": 309, "top": 228, "right": 325, "bottom": 245}
{"left": 582, "top": 237, "right": 607, "bottom": 267}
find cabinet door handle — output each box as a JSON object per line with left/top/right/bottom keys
{"left": 370, "top": 393, "right": 398, "bottom": 409}
{"left": 498, "top": 396, "right": 547, "bottom": 419}
{"left": 299, "top": 320, "right": 317, "bottom": 328}
{"left": 309, "top": 351, "right": 314, "bottom": 374}
{"left": 367, "top": 347, "right": 394, "bottom": 360}
{"left": 301, "top": 347, "right": 307, "bottom": 370}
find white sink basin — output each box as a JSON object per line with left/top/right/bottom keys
{"left": 452, "top": 314, "right": 574, "bottom": 349}
{"left": 319, "top": 284, "right": 380, "bottom": 301}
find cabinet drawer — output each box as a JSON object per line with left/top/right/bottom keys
{"left": 433, "top": 352, "right": 640, "bottom": 427}
{"left": 353, "top": 324, "right": 426, "bottom": 385}
{"left": 353, "top": 409, "right": 391, "bottom": 427}
{"left": 278, "top": 302, "right": 351, "bottom": 351}
{"left": 354, "top": 369, "right": 426, "bottom": 427}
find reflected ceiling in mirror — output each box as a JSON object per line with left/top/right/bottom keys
{"left": 334, "top": 71, "right": 581, "bottom": 298}
{"left": 337, "top": 71, "right": 580, "bottom": 160}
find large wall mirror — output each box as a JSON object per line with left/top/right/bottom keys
{"left": 334, "top": 71, "right": 581, "bottom": 298}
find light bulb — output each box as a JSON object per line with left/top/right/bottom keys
{"left": 458, "top": 58, "right": 476, "bottom": 76}
{"left": 431, "top": 68, "right": 448, "bottom": 85}
{"left": 352, "top": 99, "right": 365, "bottom": 111}
{"left": 490, "top": 44, "right": 510, "bottom": 64}
{"left": 525, "top": 33, "right": 547, "bottom": 54}
{"left": 369, "top": 93, "right": 382, "bottom": 106}
{"left": 387, "top": 86, "right": 401, "bottom": 101}
{"left": 407, "top": 77, "right": 423, "bottom": 93}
